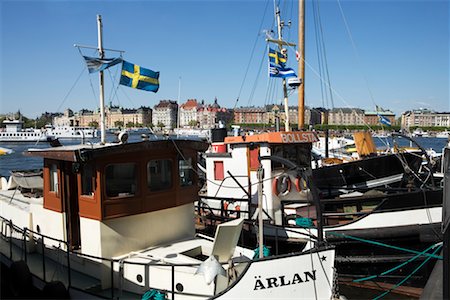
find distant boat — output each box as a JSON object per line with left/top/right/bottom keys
{"left": 0, "top": 119, "right": 50, "bottom": 142}
{"left": 435, "top": 130, "right": 450, "bottom": 139}
{"left": 44, "top": 125, "right": 98, "bottom": 139}
{"left": 412, "top": 128, "right": 429, "bottom": 137}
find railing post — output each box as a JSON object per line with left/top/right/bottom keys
{"left": 66, "top": 243, "right": 71, "bottom": 288}
{"left": 171, "top": 265, "right": 175, "bottom": 300}
{"left": 9, "top": 220, "right": 13, "bottom": 259}
{"left": 23, "top": 228, "right": 27, "bottom": 263}
{"left": 42, "top": 236, "right": 46, "bottom": 282}
{"left": 275, "top": 227, "right": 279, "bottom": 255}
{"left": 111, "top": 260, "right": 114, "bottom": 299}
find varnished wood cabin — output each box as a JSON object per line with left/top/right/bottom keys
{"left": 26, "top": 139, "right": 208, "bottom": 253}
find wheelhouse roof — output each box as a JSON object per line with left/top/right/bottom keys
{"left": 224, "top": 131, "right": 319, "bottom": 145}
{"left": 25, "top": 139, "right": 209, "bottom": 162}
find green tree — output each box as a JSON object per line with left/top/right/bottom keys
{"left": 188, "top": 120, "right": 198, "bottom": 127}
{"left": 88, "top": 121, "right": 99, "bottom": 128}
{"left": 114, "top": 121, "right": 124, "bottom": 128}
{"left": 126, "top": 122, "right": 135, "bottom": 128}
{"left": 157, "top": 122, "right": 165, "bottom": 130}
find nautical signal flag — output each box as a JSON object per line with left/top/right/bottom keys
{"left": 83, "top": 56, "right": 123, "bottom": 73}
{"left": 269, "top": 48, "right": 287, "bottom": 67}
{"left": 269, "top": 63, "right": 297, "bottom": 78}
{"left": 119, "top": 61, "right": 160, "bottom": 93}
{"left": 379, "top": 115, "right": 392, "bottom": 126}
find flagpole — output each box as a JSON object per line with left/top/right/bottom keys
{"left": 275, "top": 6, "right": 290, "bottom": 132}
{"left": 97, "top": 15, "right": 106, "bottom": 144}
{"left": 298, "top": 0, "right": 305, "bottom": 129}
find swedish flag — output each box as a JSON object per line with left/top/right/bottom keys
{"left": 269, "top": 48, "right": 287, "bottom": 67}
{"left": 120, "top": 61, "right": 160, "bottom": 93}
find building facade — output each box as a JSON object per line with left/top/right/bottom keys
{"left": 53, "top": 106, "right": 152, "bottom": 129}
{"left": 152, "top": 100, "right": 178, "bottom": 129}
{"left": 401, "top": 109, "right": 450, "bottom": 128}
{"left": 364, "top": 110, "right": 396, "bottom": 126}
{"left": 179, "top": 99, "right": 200, "bottom": 127}
{"left": 328, "top": 108, "right": 365, "bottom": 126}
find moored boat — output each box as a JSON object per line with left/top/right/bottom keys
{"left": 44, "top": 125, "right": 98, "bottom": 139}
{"left": 0, "top": 119, "right": 51, "bottom": 142}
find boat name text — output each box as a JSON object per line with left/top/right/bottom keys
{"left": 253, "top": 270, "right": 316, "bottom": 290}
{"left": 280, "top": 132, "right": 318, "bottom": 143}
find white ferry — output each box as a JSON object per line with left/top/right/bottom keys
{"left": 0, "top": 119, "right": 50, "bottom": 142}
{"left": 44, "top": 125, "right": 98, "bottom": 139}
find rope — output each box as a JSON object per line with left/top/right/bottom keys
{"left": 328, "top": 232, "right": 443, "bottom": 260}
{"left": 372, "top": 244, "right": 442, "bottom": 300}
{"left": 353, "top": 242, "right": 442, "bottom": 283}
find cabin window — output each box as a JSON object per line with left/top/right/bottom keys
{"left": 81, "top": 164, "right": 94, "bottom": 196}
{"left": 179, "top": 157, "right": 193, "bottom": 187}
{"left": 271, "top": 144, "right": 311, "bottom": 169}
{"left": 214, "top": 161, "right": 224, "bottom": 180}
{"left": 105, "top": 163, "right": 137, "bottom": 198}
{"left": 49, "top": 164, "right": 58, "bottom": 193}
{"left": 147, "top": 160, "right": 172, "bottom": 191}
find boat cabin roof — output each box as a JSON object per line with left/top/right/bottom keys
{"left": 26, "top": 139, "right": 209, "bottom": 162}
{"left": 224, "top": 131, "right": 318, "bottom": 145}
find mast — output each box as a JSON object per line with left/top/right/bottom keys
{"left": 298, "top": 0, "right": 305, "bottom": 129}
{"left": 275, "top": 7, "right": 290, "bottom": 132}
{"left": 97, "top": 15, "right": 106, "bottom": 144}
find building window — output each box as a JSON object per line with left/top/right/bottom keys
{"left": 49, "top": 164, "right": 58, "bottom": 193}
{"left": 81, "top": 164, "right": 94, "bottom": 196}
{"left": 214, "top": 161, "right": 224, "bottom": 180}
{"left": 179, "top": 157, "right": 193, "bottom": 187}
{"left": 105, "top": 163, "right": 137, "bottom": 197}
{"left": 147, "top": 160, "right": 172, "bottom": 191}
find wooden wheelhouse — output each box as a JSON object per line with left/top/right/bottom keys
{"left": 27, "top": 139, "right": 208, "bottom": 253}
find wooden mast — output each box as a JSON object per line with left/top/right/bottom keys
{"left": 298, "top": 0, "right": 305, "bottom": 129}
{"left": 97, "top": 15, "right": 106, "bottom": 144}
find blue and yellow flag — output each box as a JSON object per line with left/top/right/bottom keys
{"left": 269, "top": 48, "right": 287, "bottom": 67}
{"left": 120, "top": 61, "right": 159, "bottom": 93}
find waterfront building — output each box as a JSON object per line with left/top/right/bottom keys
{"left": 401, "top": 109, "right": 450, "bottom": 128}
{"left": 179, "top": 99, "right": 200, "bottom": 127}
{"left": 233, "top": 106, "right": 266, "bottom": 124}
{"left": 53, "top": 106, "right": 152, "bottom": 129}
{"left": 364, "top": 110, "right": 396, "bottom": 126}
{"left": 328, "top": 108, "right": 365, "bottom": 126}
{"left": 197, "top": 98, "right": 232, "bottom": 129}
{"left": 152, "top": 100, "right": 178, "bottom": 129}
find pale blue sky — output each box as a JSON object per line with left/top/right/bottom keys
{"left": 1, "top": 0, "right": 448, "bottom": 119}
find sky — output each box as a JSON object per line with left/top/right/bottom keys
{"left": 0, "top": 0, "right": 448, "bottom": 119}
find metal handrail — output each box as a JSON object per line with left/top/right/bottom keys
{"left": 0, "top": 216, "right": 247, "bottom": 299}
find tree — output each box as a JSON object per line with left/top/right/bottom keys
{"left": 88, "top": 121, "right": 99, "bottom": 128}
{"left": 188, "top": 120, "right": 198, "bottom": 128}
{"left": 157, "top": 122, "right": 165, "bottom": 130}
{"left": 126, "top": 122, "right": 135, "bottom": 128}
{"left": 114, "top": 121, "right": 124, "bottom": 128}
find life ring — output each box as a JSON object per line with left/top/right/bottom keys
{"left": 273, "top": 174, "right": 291, "bottom": 196}
{"left": 294, "top": 177, "right": 307, "bottom": 192}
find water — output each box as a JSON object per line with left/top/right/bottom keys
{"left": 0, "top": 134, "right": 448, "bottom": 178}
{"left": 0, "top": 131, "right": 148, "bottom": 177}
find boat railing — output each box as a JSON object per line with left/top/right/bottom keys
{"left": 196, "top": 195, "right": 252, "bottom": 221}
{"left": 0, "top": 215, "right": 246, "bottom": 299}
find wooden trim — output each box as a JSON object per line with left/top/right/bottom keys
{"left": 43, "top": 159, "right": 63, "bottom": 212}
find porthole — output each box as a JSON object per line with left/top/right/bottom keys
{"left": 176, "top": 283, "right": 184, "bottom": 292}
{"left": 136, "top": 274, "right": 143, "bottom": 283}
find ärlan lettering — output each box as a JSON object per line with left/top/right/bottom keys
{"left": 254, "top": 270, "right": 316, "bottom": 290}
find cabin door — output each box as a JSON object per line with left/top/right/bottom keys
{"left": 62, "top": 162, "right": 81, "bottom": 250}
